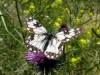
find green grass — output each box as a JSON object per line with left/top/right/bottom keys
{"left": 0, "top": 0, "right": 100, "bottom": 75}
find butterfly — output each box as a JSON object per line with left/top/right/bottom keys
{"left": 23, "top": 16, "right": 84, "bottom": 59}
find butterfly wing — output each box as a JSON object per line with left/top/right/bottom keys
{"left": 24, "top": 16, "right": 47, "bottom": 34}
{"left": 44, "top": 38, "right": 64, "bottom": 59}
{"left": 24, "top": 16, "right": 48, "bottom": 53}
{"left": 56, "top": 28, "right": 84, "bottom": 42}
{"left": 26, "top": 34, "right": 48, "bottom": 53}
{"left": 44, "top": 28, "right": 84, "bottom": 59}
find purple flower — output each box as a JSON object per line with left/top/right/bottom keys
{"left": 26, "top": 51, "right": 57, "bottom": 74}
{"left": 59, "top": 24, "right": 68, "bottom": 31}
{"left": 26, "top": 51, "right": 45, "bottom": 64}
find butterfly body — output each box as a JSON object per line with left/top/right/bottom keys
{"left": 24, "top": 16, "right": 84, "bottom": 59}
{"left": 43, "top": 33, "right": 54, "bottom": 51}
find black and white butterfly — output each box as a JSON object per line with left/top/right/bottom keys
{"left": 23, "top": 16, "right": 84, "bottom": 59}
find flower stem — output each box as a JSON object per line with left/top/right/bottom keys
{"left": 0, "top": 11, "right": 24, "bottom": 46}
{"left": 44, "top": 67, "right": 46, "bottom": 75}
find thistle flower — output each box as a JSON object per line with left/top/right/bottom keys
{"left": 26, "top": 51, "right": 57, "bottom": 74}
{"left": 26, "top": 51, "right": 45, "bottom": 64}
{"left": 59, "top": 24, "right": 68, "bottom": 31}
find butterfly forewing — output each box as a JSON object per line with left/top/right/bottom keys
{"left": 55, "top": 28, "right": 84, "bottom": 42}
{"left": 24, "top": 16, "right": 47, "bottom": 34}
{"left": 24, "top": 16, "right": 48, "bottom": 53}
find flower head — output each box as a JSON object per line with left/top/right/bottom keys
{"left": 79, "top": 9, "right": 84, "bottom": 13}
{"left": 89, "top": 12, "right": 94, "bottom": 17}
{"left": 70, "top": 57, "right": 81, "bottom": 67}
{"left": 65, "top": 8, "right": 70, "bottom": 15}
{"left": 79, "top": 39, "right": 87, "bottom": 45}
{"left": 79, "top": 39, "right": 87, "bottom": 48}
{"left": 54, "top": 17, "right": 62, "bottom": 27}
{"left": 22, "top": 0, "right": 28, "bottom": 4}
{"left": 29, "top": 3, "right": 35, "bottom": 10}
{"left": 59, "top": 24, "right": 68, "bottom": 31}
{"left": 74, "top": 17, "right": 80, "bottom": 23}
{"left": 56, "top": 0, "right": 63, "bottom": 4}
{"left": 26, "top": 51, "right": 45, "bottom": 64}
{"left": 51, "top": 0, "right": 63, "bottom": 8}
{"left": 67, "top": 45, "right": 72, "bottom": 49}
{"left": 24, "top": 10, "right": 30, "bottom": 14}
{"left": 24, "top": 3, "right": 35, "bottom": 14}
{"left": 26, "top": 51, "right": 57, "bottom": 74}
{"left": 54, "top": 22, "right": 60, "bottom": 27}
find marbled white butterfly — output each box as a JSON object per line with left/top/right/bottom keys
{"left": 23, "top": 16, "right": 84, "bottom": 59}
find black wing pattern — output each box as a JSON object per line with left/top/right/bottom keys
{"left": 24, "top": 16, "right": 84, "bottom": 59}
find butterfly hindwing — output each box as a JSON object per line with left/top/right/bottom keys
{"left": 44, "top": 38, "right": 64, "bottom": 59}
{"left": 26, "top": 34, "right": 47, "bottom": 53}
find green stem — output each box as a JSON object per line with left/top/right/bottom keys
{"left": 92, "top": 28, "right": 100, "bottom": 38}
{"left": 15, "top": 0, "right": 25, "bottom": 41}
{"left": 0, "top": 11, "right": 24, "bottom": 45}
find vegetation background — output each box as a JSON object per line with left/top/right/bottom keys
{"left": 0, "top": 0, "right": 100, "bottom": 75}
